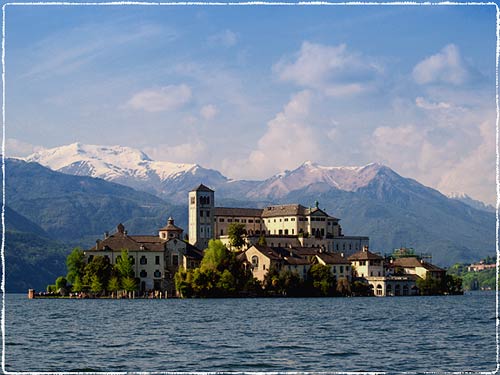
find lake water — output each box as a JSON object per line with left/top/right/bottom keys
{"left": 4, "top": 292, "right": 497, "bottom": 373}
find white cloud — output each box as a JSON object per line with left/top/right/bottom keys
{"left": 207, "top": 29, "right": 238, "bottom": 47}
{"left": 274, "top": 41, "right": 382, "bottom": 96}
{"left": 200, "top": 104, "right": 219, "bottom": 120}
{"left": 412, "top": 44, "right": 468, "bottom": 85}
{"left": 436, "top": 117, "right": 496, "bottom": 205}
{"left": 5, "top": 138, "right": 45, "bottom": 157}
{"left": 126, "top": 84, "right": 192, "bottom": 112}
{"left": 415, "top": 97, "right": 452, "bottom": 110}
{"left": 223, "top": 90, "right": 320, "bottom": 179}
{"left": 143, "top": 140, "right": 207, "bottom": 164}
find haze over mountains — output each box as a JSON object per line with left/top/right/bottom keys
{"left": 5, "top": 143, "right": 495, "bottom": 291}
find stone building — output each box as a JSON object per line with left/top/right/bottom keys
{"left": 84, "top": 218, "right": 203, "bottom": 296}
{"left": 189, "top": 184, "right": 369, "bottom": 255}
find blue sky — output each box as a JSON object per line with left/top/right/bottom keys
{"left": 5, "top": 3, "right": 498, "bottom": 204}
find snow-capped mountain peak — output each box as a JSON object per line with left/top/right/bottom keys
{"left": 22, "top": 143, "right": 228, "bottom": 199}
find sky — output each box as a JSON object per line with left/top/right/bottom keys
{"left": 5, "top": 3, "right": 498, "bottom": 204}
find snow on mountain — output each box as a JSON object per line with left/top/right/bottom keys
{"left": 239, "top": 161, "right": 387, "bottom": 200}
{"left": 23, "top": 143, "right": 228, "bottom": 199}
{"left": 447, "top": 192, "right": 496, "bottom": 213}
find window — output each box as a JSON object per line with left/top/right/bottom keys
{"left": 251, "top": 256, "right": 259, "bottom": 269}
{"left": 172, "top": 255, "right": 179, "bottom": 266}
{"left": 191, "top": 197, "right": 195, "bottom": 204}
{"left": 219, "top": 218, "right": 225, "bottom": 222}
{"left": 256, "top": 219, "right": 261, "bottom": 223}
{"left": 333, "top": 266, "right": 336, "bottom": 273}
{"left": 206, "top": 211, "right": 210, "bottom": 217}
{"left": 154, "top": 270, "right": 161, "bottom": 278}
{"left": 248, "top": 219, "right": 254, "bottom": 223}
{"left": 340, "top": 266, "right": 344, "bottom": 273}
{"left": 291, "top": 218, "right": 295, "bottom": 221}
{"left": 284, "top": 218, "right": 288, "bottom": 222}
{"left": 292, "top": 229, "right": 294, "bottom": 235}
{"left": 228, "top": 219, "right": 233, "bottom": 222}
{"left": 140, "top": 256, "right": 147, "bottom": 265}
{"left": 235, "top": 219, "right": 240, "bottom": 222}
{"left": 155, "top": 256, "right": 160, "bottom": 265}
{"left": 263, "top": 264, "right": 266, "bottom": 270}
{"left": 140, "top": 270, "right": 147, "bottom": 278}
{"left": 284, "top": 229, "right": 288, "bottom": 235}
{"left": 200, "top": 210, "right": 204, "bottom": 217}
{"left": 220, "top": 229, "right": 224, "bottom": 235}
{"left": 279, "top": 229, "right": 283, "bottom": 235}
{"left": 343, "top": 244, "right": 346, "bottom": 251}
{"left": 336, "top": 244, "right": 339, "bottom": 251}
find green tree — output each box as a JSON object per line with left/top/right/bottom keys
{"left": 115, "top": 249, "right": 134, "bottom": 278}
{"left": 174, "top": 267, "right": 194, "bottom": 298}
{"left": 55, "top": 276, "right": 67, "bottom": 290}
{"left": 227, "top": 223, "right": 246, "bottom": 250}
{"left": 107, "top": 276, "right": 121, "bottom": 298}
{"left": 83, "top": 256, "right": 112, "bottom": 290}
{"left": 217, "top": 269, "right": 237, "bottom": 295}
{"left": 90, "top": 274, "right": 104, "bottom": 295}
{"left": 72, "top": 275, "right": 83, "bottom": 293}
{"left": 416, "top": 275, "right": 443, "bottom": 295}
{"left": 66, "top": 247, "right": 85, "bottom": 284}
{"left": 201, "top": 240, "right": 232, "bottom": 272}
{"left": 308, "top": 264, "right": 335, "bottom": 296}
{"left": 121, "top": 276, "right": 137, "bottom": 295}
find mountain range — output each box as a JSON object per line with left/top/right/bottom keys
{"left": 5, "top": 143, "right": 496, "bottom": 291}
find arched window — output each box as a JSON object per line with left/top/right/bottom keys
{"left": 251, "top": 256, "right": 259, "bottom": 269}
{"left": 140, "top": 256, "right": 147, "bottom": 265}
{"left": 154, "top": 270, "right": 161, "bottom": 278}
{"left": 395, "top": 284, "right": 401, "bottom": 296}
{"left": 403, "top": 285, "right": 409, "bottom": 296}
{"left": 140, "top": 270, "right": 147, "bottom": 278}
{"left": 376, "top": 284, "right": 383, "bottom": 296}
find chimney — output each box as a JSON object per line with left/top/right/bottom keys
{"left": 104, "top": 231, "right": 109, "bottom": 239}
{"left": 362, "top": 246, "right": 368, "bottom": 252}
{"left": 96, "top": 239, "right": 101, "bottom": 248}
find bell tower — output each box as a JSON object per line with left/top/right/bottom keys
{"left": 188, "top": 184, "right": 215, "bottom": 250}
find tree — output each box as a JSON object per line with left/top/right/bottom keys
{"left": 83, "top": 256, "right": 112, "bottom": 290}
{"left": 308, "top": 264, "right": 335, "bottom": 296}
{"left": 174, "top": 267, "right": 194, "bottom": 298}
{"left": 121, "top": 276, "right": 137, "bottom": 297}
{"left": 90, "top": 275, "right": 104, "bottom": 295}
{"left": 217, "top": 269, "right": 237, "bottom": 295}
{"left": 227, "top": 223, "right": 246, "bottom": 250}
{"left": 55, "top": 276, "right": 67, "bottom": 290}
{"left": 115, "top": 249, "right": 134, "bottom": 279}
{"left": 108, "top": 276, "right": 120, "bottom": 298}
{"left": 416, "top": 275, "right": 443, "bottom": 295}
{"left": 201, "top": 240, "right": 233, "bottom": 272}
{"left": 66, "top": 248, "right": 85, "bottom": 284}
{"left": 72, "top": 275, "right": 83, "bottom": 293}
